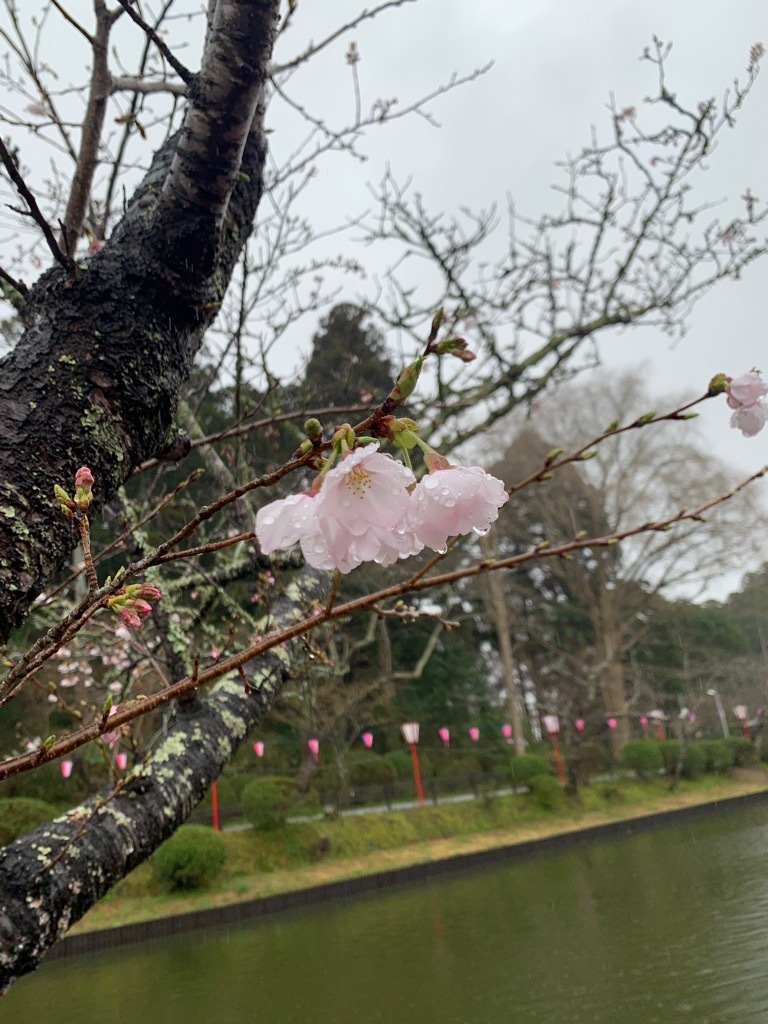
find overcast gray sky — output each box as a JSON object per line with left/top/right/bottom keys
{"left": 270, "top": 0, "right": 767, "bottom": 483}
{"left": 3, "top": 1, "right": 767, "bottom": 594}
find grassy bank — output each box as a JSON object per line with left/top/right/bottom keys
{"left": 71, "top": 772, "right": 768, "bottom": 935}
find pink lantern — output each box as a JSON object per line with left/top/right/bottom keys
{"left": 574, "top": 718, "right": 585, "bottom": 732}
{"left": 438, "top": 727, "right": 450, "bottom": 748}
{"left": 115, "top": 752, "right": 128, "bottom": 770}
{"left": 640, "top": 715, "right": 649, "bottom": 729}
{"left": 468, "top": 727, "right": 480, "bottom": 742}
{"left": 253, "top": 741, "right": 264, "bottom": 758}
{"left": 688, "top": 712, "right": 697, "bottom": 724}
{"left": 361, "top": 731, "right": 374, "bottom": 749}
{"left": 606, "top": 717, "right": 617, "bottom": 730}
{"left": 60, "top": 759, "right": 74, "bottom": 779}
{"left": 501, "top": 723, "right": 512, "bottom": 741}
{"left": 542, "top": 715, "right": 559, "bottom": 735}
{"left": 308, "top": 737, "right": 320, "bottom": 762}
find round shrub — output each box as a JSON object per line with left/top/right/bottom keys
{"left": 508, "top": 753, "right": 548, "bottom": 785}
{"left": 153, "top": 825, "right": 226, "bottom": 892}
{"left": 527, "top": 774, "right": 565, "bottom": 811}
{"left": 621, "top": 740, "right": 663, "bottom": 780}
{"left": 659, "top": 739, "right": 682, "bottom": 775}
{"left": 701, "top": 739, "right": 734, "bottom": 773}
{"left": 0, "top": 797, "right": 56, "bottom": 846}
{"left": 241, "top": 776, "right": 295, "bottom": 831}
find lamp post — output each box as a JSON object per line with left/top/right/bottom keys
{"left": 707, "top": 689, "right": 730, "bottom": 738}
{"left": 401, "top": 721, "right": 424, "bottom": 805}
{"left": 501, "top": 724, "right": 513, "bottom": 743}
{"left": 308, "top": 737, "right": 320, "bottom": 762}
{"left": 542, "top": 715, "right": 566, "bottom": 785}
{"left": 438, "top": 727, "right": 450, "bottom": 748}
{"left": 60, "top": 759, "right": 73, "bottom": 779}
{"left": 468, "top": 727, "right": 480, "bottom": 743}
{"left": 733, "top": 704, "right": 752, "bottom": 741}
{"left": 361, "top": 731, "right": 374, "bottom": 749}
{"left": 253, "top": 741, "right": 264, "bottom": 758}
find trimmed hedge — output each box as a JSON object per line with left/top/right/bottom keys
{"left": 508, "top": 754, "right": 548, "bottom": 785}
{"left": 726, "top": 736, "right": 759, "bottom": 767}
{"left": 241, "top": 776, "right": 295, "bottom": 831}
{"left": 153, "top": 825, "right": 226, "bottom": 891}
{"left": 622, "top": 740, "right": 663, "bottom": 780}
{"left": 701, "top": 739, "right": 734, "bottom": 773}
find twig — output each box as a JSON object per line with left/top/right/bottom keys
{"left": 2, "top": 463, "right": 763, "bottom": 780}
{"left": 114, "top": 0, "right": 194, "bottom": 85}
{"left": 0, "top": 137, "right": 75, "bottom": 272}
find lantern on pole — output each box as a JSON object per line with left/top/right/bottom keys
{"left": 574, "top": 718, "right": 585, "bottom": 732}
{"left": 308, "top": 737, "right": 320, "bottom": 763}
{"left": 648, "top": 709, "right": 666, "bottom": 741}
{"left": 468, "top": 727, "right": 480, "bottom": 742}
{"left": 541, "top": 715, "right": 566, "bottom": 785}
{"left": 606, "top": 717, "right": 617, "bottom": 730}
{"left": 401, "top": 722, "right": 424, "bottom": 805}
{"left": 733, "top": 705, "right": 752, "bottom": 741}
{"left": 501, "top": 724, "right": 512, "bottom": 743}
{"left": 361, "top": 731, "right": 374, "bottom": 749}
{"left": 115, "top": 752, "right": 128, "bottom": 770}
{"left": 640, "top": 715, "right": 648, "bottom": 731}
{"left": 438, "top": 727, "right": 450, "bottom": 748}
{"left": 253, "top": 741, "right": 264, "bottom": 758}
{"left": 60, "top": 759, "right": 74, "bottom": 779}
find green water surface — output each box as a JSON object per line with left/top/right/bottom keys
{"left": 6, "top": 803, "right": 768, "bottom": 1023}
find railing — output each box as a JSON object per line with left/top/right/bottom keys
{"left": 188, "top": 770, "right": 525, "bottom": 828}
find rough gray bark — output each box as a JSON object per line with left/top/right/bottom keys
{"left": 0, "top": 0, "right": 292, "bottom": 990}
{"left": 0, "top": 568, "right": 327, "bottom": 991}
{"left": 0, "top": 0, "right": 278, "bottom": 644}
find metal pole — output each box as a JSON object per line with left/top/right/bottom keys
{"left": 708, "top": 690, "right": 730, "bottom": 738}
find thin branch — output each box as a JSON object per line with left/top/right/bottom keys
{"left": 113, "top": 0, "right": 194, "bottom": 85}
{"left": 0, "top": 137, "right": 75, "bottom": 271}
{"left": 2, "top": 463, "right": 763, "bottom": 780}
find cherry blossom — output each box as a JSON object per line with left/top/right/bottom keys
{"left": 408, "top": 464, "right": 509, "bottom": 552}
{"left": 730, "top": 403, "right": 768, "bottom": 437}
{"left": 312, "top": 445, "right": 422, "bottom": 572}
{"left": 409, "top": 464, "right": 512, "bottom": 552}
{"left": 727, "top": 372, "right": 768, "bottom": 409}
{"left": 256, "top": 445, "right": 423, "bottom": 573}
{"left": 727, "top": 370, "right": 768, "bottom": 436}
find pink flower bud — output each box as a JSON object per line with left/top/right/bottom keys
{"left": 74, "top": 466, "right": 94, "bottom": 507}
{"left": 75, "top": 466, "right": 94, "bottom": 490}
{"left": 117, "top": 606, "right": 142, "bottom": 629}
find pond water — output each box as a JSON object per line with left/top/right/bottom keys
{"left": 6, "top": 802, "right": 768, "bottom": 1024}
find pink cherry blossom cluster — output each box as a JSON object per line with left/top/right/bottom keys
{"left": 728, "top": 371, "right": 768, "bottom": 437}
{"left": 255, "top": 443, "right": 508, "bottom": 574}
